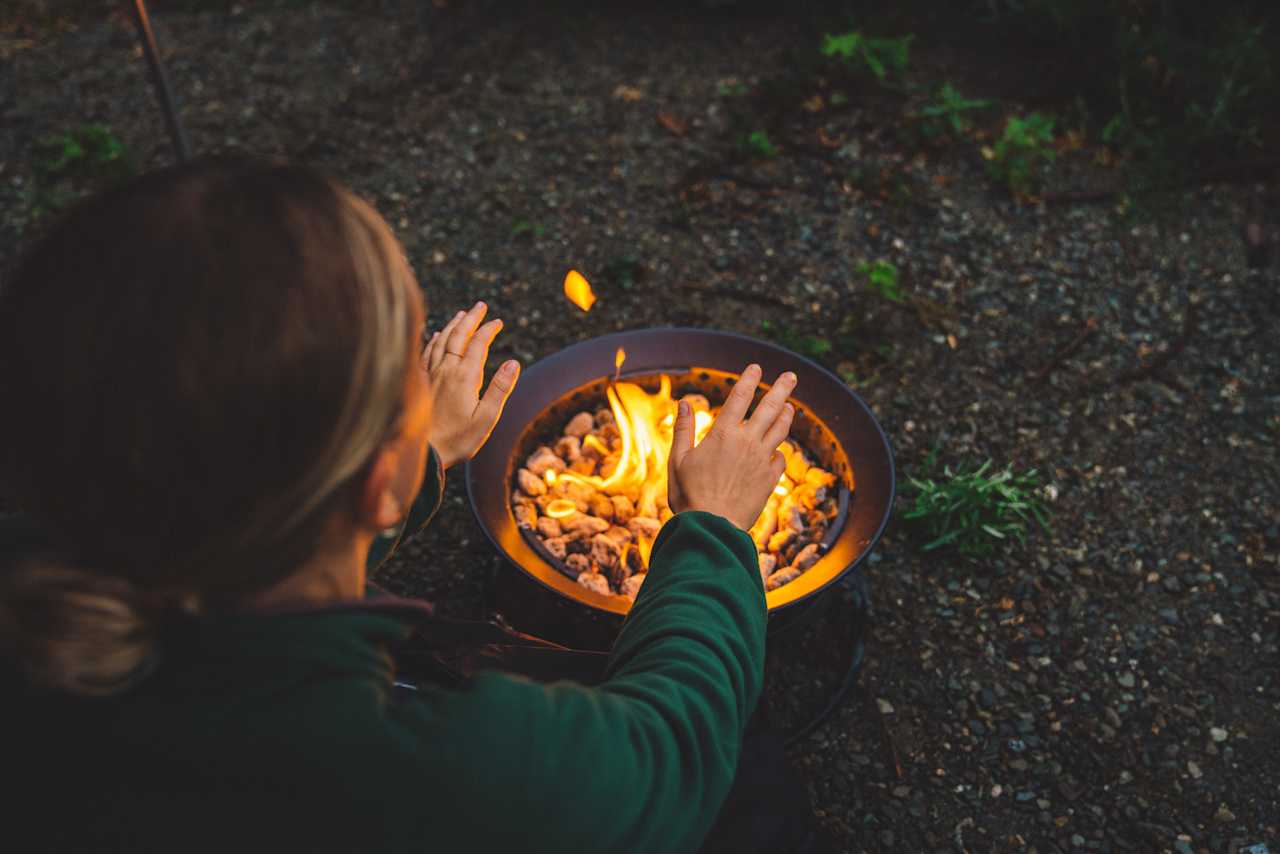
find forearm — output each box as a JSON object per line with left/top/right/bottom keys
{"left": 392, "top": 511, "right": 766, "bottom": 853}
{"left": 605, "top": 510, "right": 767, "bottom": 743}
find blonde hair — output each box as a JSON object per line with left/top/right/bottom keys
{"left": 0, "top": 157, "right": 420, "bottom": 695}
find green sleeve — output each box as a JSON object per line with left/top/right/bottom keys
{"left": 387, "top": 511, "right": 766, "bottom": 854}
{"left": 365, "top": 445, "right": 446, "bottom": 574}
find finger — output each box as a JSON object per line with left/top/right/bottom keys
{"left": 461, "top": 318, "right": 504, "bottom": 387}
{"left": 761, "top": 402, "right": 795, "bottom": 451}
{"left": 717, "top": 363, "right": 762, "bottom": 425}
{"left": 423, "top": 330, "right": 442, "bottom": 371}
{"left": 666, "top": 400, "right": 694, "bottom": 513}
{"left": 468, "top": 360, "right": 521, "bottom": 449}
{"left": 769, "top": 449, "right": 787, "bottom": 482}
{"left": 430, "top": 312, "right": 464, "bottom": 371}
{"left": 745, "top": 371, "right": 796, "bottom": 440}
{"left": 669, "top": 399, "right": 695, "bottom": 466}
{"left": 444, "top": 301, "right": 488, "bottom": 362}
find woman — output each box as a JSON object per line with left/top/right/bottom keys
{"left": 0, "top": 156, "right": 802, "bottom": 853}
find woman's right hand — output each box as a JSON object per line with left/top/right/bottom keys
{"left": 666, "top": 364, "right": 797, "bottom": 531}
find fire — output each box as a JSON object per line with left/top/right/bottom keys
{"left": 563, "top": 269, "right": 596, "bottom": 312}
{"left": 557, "top": 348, "right": 782, "bottom": 572}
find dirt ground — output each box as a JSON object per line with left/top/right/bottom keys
{"left": 3, "top": 3, "right": 1278, "bottom": 852}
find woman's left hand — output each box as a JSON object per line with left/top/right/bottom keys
{"left": 422, "top": 301, "right": 521, "bottom": 470}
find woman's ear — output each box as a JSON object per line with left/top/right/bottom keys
{"left": 359, "top": 445, "right": 406, "bottom": 531}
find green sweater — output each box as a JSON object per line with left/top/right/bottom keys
{"left": 4, "top": 455, "right": 766, "bottom": 854}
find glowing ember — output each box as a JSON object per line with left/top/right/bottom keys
{"left": 563, "top": 269, "right": 596, "bottom": 312}
{"left": 545, "top": 500, "right": 578, "bottom": 518}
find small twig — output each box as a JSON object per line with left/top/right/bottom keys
{"left": 1111, "top": 298, "right": 1199, "bottom": 386}
{"left": 1031, "top": 316, "right": 1098, "bottom": 382}
{"left": 678, "top": 160, "right": 792, "bottom": 196}
{"left": 678, "top": 283, "right": 792, "bottom": 310}
{"left": 872, "top": 690, "right": 905, "bottom": 780}
{"left": 953, "top": 817, "right": 975, "bottom": 854}
{"left": 1040, "top": 187, "right": 1120, "bottom": 205}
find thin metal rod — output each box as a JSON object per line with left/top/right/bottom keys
{"left": 128, "top": 0, "right": 191, "bottom": 161}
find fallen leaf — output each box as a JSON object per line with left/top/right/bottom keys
{"left": 612, "top": 84, "right": 644, "bottom": 102}
{"left": 947, "top": 334, "right": 958, "bottom": 350}
{"left": 866, "top": 224, "right": 881, "bottom": 238}
{"left": 802, "top": 95, "right": 825, "bottom": 113}
{"left": 980, "top": 145, "right": 996, "bottom": 161}
{"left": 1057, "top": 129, "right": 1087, "bottom": 153}
{"left": 656, "top": 111, "right": 688, "bottom": 136}
{"left": 933, "top": 174, "right": 952, "bottom": 187}
{"left": 817, "top": 128, "right": 844, "bottom": 149}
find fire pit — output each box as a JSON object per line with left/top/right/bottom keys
{"left": 467, "top": 328, "right": 894, "bottom": 649}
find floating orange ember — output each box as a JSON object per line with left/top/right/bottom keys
{"left": 563, "top": 269, "right": 596, "bottom": 312}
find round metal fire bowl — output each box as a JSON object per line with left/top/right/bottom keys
{"left": 466, "top": 328, "right": 895, "bottom": 640}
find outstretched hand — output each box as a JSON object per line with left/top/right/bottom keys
{"left": 422, "top": 301, "right": 520, "bottom": 470}
{"left": 666, "top": 364, "right": 797, "bottom": 531}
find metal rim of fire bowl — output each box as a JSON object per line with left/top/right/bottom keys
{"left": 465, "top": 328, "right": 896, "bottom": 618}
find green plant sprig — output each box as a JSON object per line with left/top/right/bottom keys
{"left": 919, "top": 83, "right": 993, "bottom": 137}
{"left": 743, "top": 130, "right": 780, "bottom": 158}
{"left": 902, "top": 458, "right": 1050, "bottom": 557}
{"left": 857, "top": 259, "right": 904, "bottom": 303}
{"left": 985, "top": 112, "right": 1056, "bottom": 195}
{"left": 821, "top": 30, "right": 913, "bottom": 81}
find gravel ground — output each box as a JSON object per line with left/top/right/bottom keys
{"left": 3, "top": 4, "right": 1278, "bottom": 852}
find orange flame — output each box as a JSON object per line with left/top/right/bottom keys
{"left": 559, "top": 370, "right": 719, "bottom": 570}
{"left": 564, "top": 269, "right": 596, "bottom": 312}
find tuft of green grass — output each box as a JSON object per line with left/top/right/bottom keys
{"left": 902, "top": 458, "right": 1050, "bottom": 557}
{"left": 857, "top": 259, "right": 904, "bottom": 302}
{"left": 986, "top": 112, "right": 1056, "bottom": 194}
{"left": 743, "top": 130, "right": 780, "bottom": 158}
{"left": 760, "top": 320, "right": 832, "bottom": 361}
{"left": 919, "top": 83, "right": 993, "bottom": 137}
{"left": 511, "top": 219, "right": 546, "bottom": 238}
{"left": 821, "top": 29, "right": 913, "bottom": 80}
{"left": 25, "top": 124, "right": 134, "bottom": 221}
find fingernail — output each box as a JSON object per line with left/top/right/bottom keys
{"left": 501, "top": 360, "right": 518, "bottom": 374}
{"left": 474, "top": 300, "right": 485, "bottom": 310}
{"left": 784, "top": 403, "right": 795, "bottom": 415}
{"left": 454, "top": 310, "right": 464, "bottom": 319}
{"left": 782, "top": 371, "right": 796, "bottom": 383}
